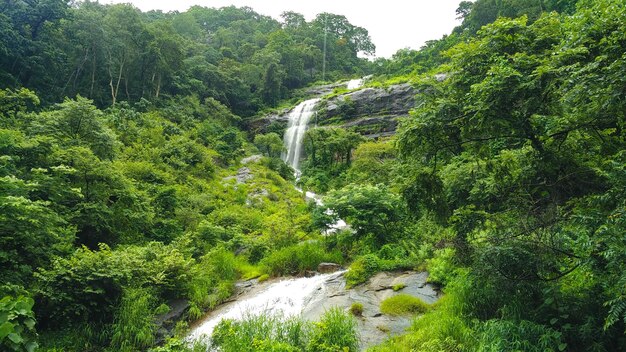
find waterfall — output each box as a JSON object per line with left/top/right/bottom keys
{"left": 282, "top": 98, "right": 320, "bottom": 173}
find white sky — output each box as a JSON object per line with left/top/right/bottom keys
{"left": 106, "top": 0, "right": 464, "bottom": 58}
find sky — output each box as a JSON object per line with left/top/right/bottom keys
{"left": 106, "top": 0, "right": 464, "bottom": 58}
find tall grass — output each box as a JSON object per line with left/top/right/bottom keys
{"left": 308, "top": 307, "right": 359, "bottom": 352}
{"left": 209, "top": 308, "right": 359, "bottom": 352}
{"left": 111, "top": 287, "right": 156, "bottom": 352}
{"left": 260, "top": 242, "right": 342, "bottom": 276}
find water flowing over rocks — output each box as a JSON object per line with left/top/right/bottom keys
{"left": 253, "top": 83, "right": 416, "bottom": 138}
{"left": 187, "top": 271, "right": 440, "bottom": 350}
{"left": 282, "top": 98, "right": 320, "bottom": 172}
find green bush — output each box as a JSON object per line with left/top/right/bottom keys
{"left": 307, "top": 308, "right": 359, "bottom": 352}
{"left": 380, "top": 294, "right": 430, "bottom": 316}
{"left": 392, "top": 283, "right": 406, "bottom": 291}
{"left": 260, "top": 242, "right": 342, "bottom": 277}
{"left": 476, "top": 319, "right": 565, "bottom": 352}
{"left": 426, "top": 248, "right": 458, "bottom": 286}
{"left": 345, "top": 254, "right": 380, "bottom": 288}
{"left": 211, "top": 313, "right": 308, "bottom": 352}
{"left": 349, "top": 302, "right": 364, "bottom": 316}
{"left": 0, "top": 295, "right": 38, "bottom": 352}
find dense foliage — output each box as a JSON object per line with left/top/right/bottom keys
{"left": 1, "top": 0, "right": 625, "bottom": 351}
{"left": 0, "top": 1, "right": 374, "bottom": 115}
{"left": 300, "top": 0, "right": 626, "bottom": 351}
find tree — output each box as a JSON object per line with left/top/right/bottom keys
{"left": 32, "top": 96, "right": 118, "bottom": 160}
{"left": 323, "top": 184, "right": 403, "bottom": 245}
{"left": 254, "top": 132, "right": 284, "bottom": 158}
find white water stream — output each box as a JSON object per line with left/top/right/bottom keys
{"left": 346, "top": 78, "right": 365, "bottom": 90}
{"left": 187, "top": 271, "right": 346, "bottom": 343}
{"left": 187, "top": 79, "right": 367, "bottom": 345}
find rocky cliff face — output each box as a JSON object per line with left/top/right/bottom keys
{"left": 251, "top": 83, "right": 417, "bottom": 138}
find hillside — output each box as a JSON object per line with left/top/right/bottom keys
{"left": 1, "top": 0, "right": 626, "bottom": 351}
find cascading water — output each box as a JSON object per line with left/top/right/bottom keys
{"left": 282, "top": 98, "right": 320, "bottom": 174}
{"left": 187, "top": 271, "right": 346, "bottom": 343}
{"left": 346, "top": 78, "right": 364, "bottom": 90}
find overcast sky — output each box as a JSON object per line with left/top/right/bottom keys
{"left": 106, "top": 0, "right": 464, "bottom": 58}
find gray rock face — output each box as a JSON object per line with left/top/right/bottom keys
{"left": 322, "top": 84, "right": 416, "bottom": 121}
{"left": 154, "top": 299, "right": 189, "bottom": 343}
{"left": 302, "top": 271, "right": 440, "bottom": 350}
{"left": 317, "top": 262, "right": 343, "bottom": 274}
{"left": 251, "top": 83, "right": 416, "bottom": 137}
{"left": 316, "top": 83, "right": 416, "bottom": 138}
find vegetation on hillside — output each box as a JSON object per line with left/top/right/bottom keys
{"left": 1, "top": 0, "right": 625, "bottom": 351}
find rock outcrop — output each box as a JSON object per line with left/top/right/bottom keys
{"left": 316, "top": 83, "right": 416, "bottom": 137}
{"left": 302, "top": 271, "right": 439, "bottom": 349}
{"left": 251, "top": 83, "right": 416, "bottom": 138}
{"left": 317, "top": 262, "right": 343, "bottom": 273}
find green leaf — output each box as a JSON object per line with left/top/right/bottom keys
{"left": 559, "top": 343, "right": 567, "bottom": 351}
{"left": 7, "top": 332, "right": 23, "bottom": 344}
{"left": 550, "top": 318, "right": 558, "bottom": 325}
{"left": 0, "top": 321, "right": 14, "bottom": 338}
{"left": 25, "top": 341, "right": 38, "bottom": 352}
{"left": 23, "top": 318, "right": 35, "bottom": 330}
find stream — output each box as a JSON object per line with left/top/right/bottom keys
{"left": 187, "top": 78, "right": 423, "bottom": 348}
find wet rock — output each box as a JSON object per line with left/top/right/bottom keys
{"left": 317, "top": 262, "right": 342, "bottom": 273}
{"left": 322, "top": 84, "right": 416, "bottom": 121}
{"left": 304, "top": 270, "right": 318, "bottom": 278}
{"left": 302, "top": 271, "right": 440, "bottom": 350}
{"left": 154, "top": 299, "right": 189, "bottom": 343}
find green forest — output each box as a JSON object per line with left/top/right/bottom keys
{"left": 1, "top": 0, "right": 625, "bottom": 351}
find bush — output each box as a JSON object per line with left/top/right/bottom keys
{"left": 307, "top": 308, "right": 359, "bottom": 352}
{"left": 426, "top": 248, "right": 458, "bottom": 286}
{"left": 380, "top": 294, "right": 430, "bottom": 316}
{"left": 260, "top": 242, "right": 342, "bottom": 277}
{"left": 345, "top": 254, "right": 380, "bottom": 288}
{"left": 211, "top": 313, "right": 308, "bottom": 352}
{"left": 0, "top": 295, "right": 38, "bottom": 352}
{"left": 476, "top": 319, "right": 565, "bottom": 352}
{"left": 349, "top": 302, "right": 364, "bottom": 316}
{"left": 257, "top": 274, "right": 270, "bottom": 283}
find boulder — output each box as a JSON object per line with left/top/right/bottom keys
{"left": 317, "top": 262, "right": 342, "bottom": 273}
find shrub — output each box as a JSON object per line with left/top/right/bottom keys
{"left": 307, "top": 308, "right": 359, "bottom": 352}
{"left": 349, "top": 302, "right": 364, "bottom": 316}
{"left": 260, "top": 242, "right": 342, "bottom": 277}
{"left": 380, "top": 294, "right": 430, "bottom": 316}
{"left": 426, "top": 248, "right": 458, "bottom": 286}
{"left": 345, "top": 254, "right": 380, "bottom": 288}
{"left": 257, "top": 274, "right": 270, "bottom": 283}
{"left": 476, "top": 319, "right": 565, "bottom": 352}
{"left": 211, "top": 313, "right": 308, "bottom": 352}
{"left": 155, "top": 303, "right": 170, "bottom": 315}
{"left": 0, "top": 295, "right": 38, "bottom": 352}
